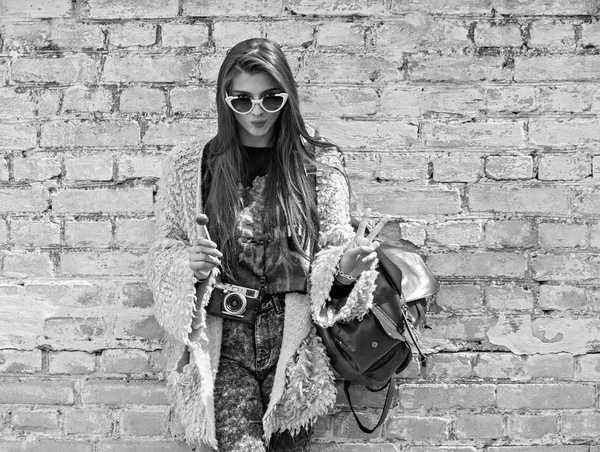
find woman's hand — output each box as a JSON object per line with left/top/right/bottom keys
{"left": 337, "top": 208, "right": 389, "bottom": 283}
{"left": 187, "top": 215, "right": 222, "bottom": 281}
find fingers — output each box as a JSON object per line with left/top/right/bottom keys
{"left": 355, "top": 208, "right": 371, "bottom": 239}
{"left": 192, "top": 238, "right": 218, "bottom": 248}
{"left": 365, "top": 215, "right": 390, "bottom": 242}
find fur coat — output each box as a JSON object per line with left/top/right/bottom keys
{"left": 145, "top": 134, "right": 380, "bottom": 449}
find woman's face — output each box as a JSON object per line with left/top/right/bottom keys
{"left": 228, "top": 71, "right": 283, "bottom": 147}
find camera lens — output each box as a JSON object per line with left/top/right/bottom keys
{"left": 223, "top": 293, "right": 247, "bottom": 316}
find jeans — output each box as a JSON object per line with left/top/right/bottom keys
{"left": 214, "top": 297, "right": 313, "bottom": 452}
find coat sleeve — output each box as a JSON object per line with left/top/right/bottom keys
{"left": 145, "top": 150, "right": 198, "bottom": 345}
{"left": 309, "top": 147, "right": 380, "bottom": 328}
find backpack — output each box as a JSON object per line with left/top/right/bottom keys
{"left": 315, "top": 242, "right": 440, "bottom": 433}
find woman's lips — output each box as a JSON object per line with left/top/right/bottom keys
{"left": 251, "top": 120, "right": 267, "bottom": 128}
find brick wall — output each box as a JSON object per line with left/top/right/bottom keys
{"left": 0, "top": 0, "right": 599, "bottom": 451}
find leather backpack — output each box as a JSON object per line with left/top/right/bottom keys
{"left": 316, "top": 242, "right": 440, "bottom": 433}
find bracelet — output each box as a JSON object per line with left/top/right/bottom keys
{"left": 334, "top": 265, "right": 357, "bottom": 284}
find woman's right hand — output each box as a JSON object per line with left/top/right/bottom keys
{"left": 187, "top": 237, "right": 222, "bottom": 281}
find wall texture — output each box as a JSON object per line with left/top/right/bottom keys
{"left": 1, "top": 0, "right": 600, "bottom": 451}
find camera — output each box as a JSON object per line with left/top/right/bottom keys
{"left": 205, "top": 282, "right": 261, "bottom": 323}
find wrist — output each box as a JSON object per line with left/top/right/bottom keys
{"left": 334, "top": 264, "right": 357, "bottom": 286}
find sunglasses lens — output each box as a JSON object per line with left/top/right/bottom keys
{"left": 262, "top": 96, "right": 284, "bottom": 112}
{"left": 230, "top": 98, "right": 253, "bottom": 113}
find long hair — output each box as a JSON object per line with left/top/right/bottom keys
{"left": 204, "top": 38, "right": 328, "bottom": 273}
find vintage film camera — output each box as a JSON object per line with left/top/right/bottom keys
{"left": 206, "top": 282, "right": 261, "bottom": 323}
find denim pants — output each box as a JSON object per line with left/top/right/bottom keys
{"left": 214, "top": 297, "right": 313, "bottom": 452}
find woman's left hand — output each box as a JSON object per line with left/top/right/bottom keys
{"left": 337, "top": 208, "right": 389, "bottom": 282}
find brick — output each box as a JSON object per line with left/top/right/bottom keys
{"left": 0, "top": 220, "right": 7, "bottom": 242}
{"left": 524, "top": 353, "right": 574, "bottom": 378}
{"left": 474, "top": 353, "right": 524, "bottom": 380}
{"left": 475, "top": 23, "right": 522, "bottom": 47}
{"left": 65, "top": 154, "right": 113, "bottom": 181}
{"left": 13, "top": 154, "right": 61, "bottom": 181}
{"left": 317, "top": 22, "right": 364, "bottom": 47}
{"left": 538, "top": 222, "right": 587, "bottom": 248}
{"left": 101, "top": 349, "right": 149, "bottom": 373}
{"left": 529, "top": 21, "right": 575, "bottom": 49}
{"left": 183, "top": 0, "right": 284, "bottom": 15}
{"left": 515, "top": 55, "right": 600, "bottom": 82}
{"left": 581, "top": 21, "right": 600, "bottom": 47}
{"left": 85, "top": 0, "right": 178, "bottom": 18}
{"left": 399, "top": 222, "right": 427, "bottom": 246}
{"left": 53, "top": 188, "right": 153, "bottom": 213}
{"left": 333, "top": 410, "right": 383, "bottom": 438}
{"left": 469, "top": 185, "right": 569, "bottom": 214}
{"left": 538, "top": 85, "right": 593, "bottom": 113}
{"left": 484, "top": 220, "right": 535, "bottom": 248}
{"left": 11, "top": 220, "right": 61, "bottom": 247}
{"left": 435, "top": 284, "right": 481, "bottom": 310}
{"left": 301, "top": 86, "right": 379, "bottom": 117}
{"left": 114, "top": 314, "right": 162, "bottom": 340}
{"left": 424, "top": 120, "right": 524, "bottom": 147}
{"left": 379, "top": 87, "right": 421, "bottom": 117}
{"left": 102, "top": 55, "right": 196, "bottom": 83}
{"left": 213, "top": 22, "right": 260, "bottom": 50}
{"left": 108, "top": 23, "right": 157, "bottom": 47}
{"left": 121, "top": 408, "right": 169, "bottom": 436}
{"left": 0, "top": 350, "right": 42, "bottom": 373}
{"left": 376, "top": 154, "right": 427, "bottom": 181}
{"left": 161, "top": 23, "right": 209, "bottom": 48}
{"left": 497, "top": 384, "right": 594, "bottom": 409}
{"left": 11, "top": 409, "right": 59, "bottom": 432}
{"left": 0, "top": 89, "right": 36, "bottom": 118}
{"left": 36, "top": 89, "right": 61, "bottom": 116}
{"left": 410, "top": 54, "right": 508, "bottom": 82}
{"left": 318, "top": 119, "right": 418, "bottom": 148}
{"left": 376, "top": 17, "right": 470, "bottom": 53}
{"left": 398, "top": 384, "right": 494, "bottom": 410}
{"left": 81, "top": 380, "right": 168, "bottom": 405}
{"left": 421, "top": 87, "right": 486, "bottom": 116}
{"left": 486, "top": 284, "right": 535, "bottom": 311}
{"left": 60, "top": 251, "right": 145, "bottom": 276}
{"left": 539, "top": 284, "right": 587, "bottom": 310}
{"left": 44, "top": 317, "right": 108, "bottom": 340}
{"left": 12, "top": 55, "right": 98, "bottom": 84}
{"left": 0, "top": 123, "right": 37, "bottom": 149}
{"left": 41, "top": 120, "right": 139, "bottom": 147}
{"left": 144, "top": 119, "right": 216, "bottom": 146}
{"left": 301, "top": 54, "right": 399, "bottom": 84}
{"left": 311, "top": 445, "right": 405, "bottom": 452}
{"left": 2, "top": 20, "right": 51, "bottom": 50}
{"left": 170, "top": 87, "right": 216, "bottom": 114}
{"left": 484, "top": 85, "right": 537, "bottom": 113}
{"left": 118, "top": 153, "right": 164, "bottom": 179}
{"left": 115, "top": 219, "right": 155, "bottom": 247}
{"left": 432, "top": 154, "right": 482, "bottom": 183}
{"left": 120, "top": 282, "right": 153, "bottom": 308}
{"left": 592, "top": 223, "right": 600, "bottom": 247}
{"left": 0, "top": 187, "right": 49, "bottom": 212}
{"left": 574, "top": 189, "right": 600, "bottom": 216}
{"left": 4, "top": 252, "right": 54, "bottom": 278}
{"left": 0, "top": 441, "right": 94, "bottom": 452}
{"left": 429, "top": 252, "right": 527, "bottom": 278}
{"left": 485, "top": 155, "right": 534, "bottom": 180}
{"left": 562, "top": 413, "right": 600, "bottom": 438}
{"left": 65, "top": 221, "right": 112, "bottom": 247}
{"left": 64, "top": 408, "right": 112, "bottom": 434}
{"left": 533, "top": 253, "right": 600, "bottom": 281}
{"left": 575, "top": 354, "right": 600, "bottom": 381}
{"left": 386, "top": 415, "right": 449, "bottom": 441}
{"left": 538, "top": 153, "right": 590, "bottom": 180}
{"left": 286, "top": 0, "right": 385, "bottom": 15}
{"left": 427, "top": 222, "right": 482, "bottom": 248}
{"left": 507, "top": 414, "right": 558, "bottom": 440}
{"left": 0, "top": 380, "right": 74, "bottom": 404}
{"left": 488, "top": 447, "right": 586, "bottom": 452}
{"left": 48, "top": 351, "right": 96, "bottom": 374}
{"left": 97, "top": 441, "right": 192, "bottom": 452}
{"left": 455, "top": 414, "right": 504, "bottom": 439}
{"left": 426, "top": 316, "right": 492, "bottom": 341}
{"left": 0, "top": 0, "right": 71, "bottom": 17}
{"left": 120, "top": 87, "right": 167, "bottom": 113}
{"left": 362, "top": 186, "right": 461, "bottom": 216}
{"left": 25, "top": 280, "right": 119, "bottom": 308}
{"left": 427, "top": 353, "right": 474, "bottom": 379}
{"left": 63, "top": 86, "right": 113, "bottom": 113}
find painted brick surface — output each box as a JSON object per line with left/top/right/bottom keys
{"left": 1, "top": 1, "right": 598, "bottom": 451}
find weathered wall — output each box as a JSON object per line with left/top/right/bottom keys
{"left": 0, "top": 0, "right": 599, "bottom": 451}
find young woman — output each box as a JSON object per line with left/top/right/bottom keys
{"left": 146, "top": 38, "right": 387, "bottom": 452}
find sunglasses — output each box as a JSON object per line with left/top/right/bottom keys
{"left": 225, "top": 93, "right": 288, "bottom": 114}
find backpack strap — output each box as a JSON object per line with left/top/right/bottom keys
{"left": 344, "top": 379, "right": 395, "bottom": 434}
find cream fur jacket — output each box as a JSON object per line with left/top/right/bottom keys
{"left": 145, "top": 134, "right": 380, "bottom": 449}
